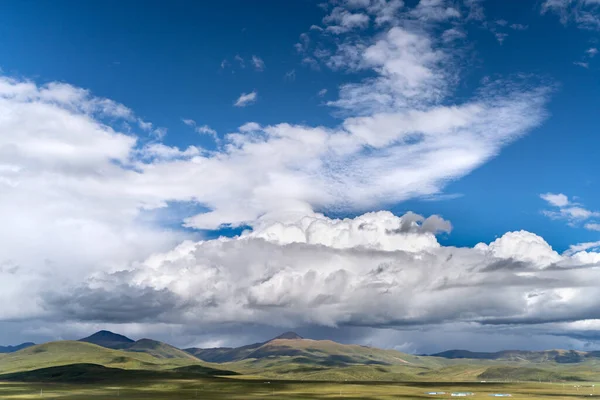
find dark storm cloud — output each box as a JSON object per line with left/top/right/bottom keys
{"left": 42, "top": 284, "right": 185, "bottom": 323}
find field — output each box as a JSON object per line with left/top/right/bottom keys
{"left": 1, "top": 377, "right": 599, "bottom": 399}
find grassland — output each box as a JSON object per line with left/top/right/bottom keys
{"left": 4, "top": 334, "right": 600, "bottom": 399}
{"left": 1, "top": 375, "right": 599, "bottom": 399}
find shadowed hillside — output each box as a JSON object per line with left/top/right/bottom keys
{"left": 0, "top": 363, "right": 238, "bottom": 383}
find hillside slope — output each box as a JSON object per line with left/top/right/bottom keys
{"left": 127, "top": 338, "right": 198, "bottom": 360}
{"left": 0, "top": 341, "right": 202, "bottom": 374}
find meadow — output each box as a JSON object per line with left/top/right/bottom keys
{"left": 1, "top": 378, "right": 598, "bottom": 399}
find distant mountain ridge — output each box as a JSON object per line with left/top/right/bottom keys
{"left": 184, "top": 331, "right": 304, "bottom": 363}
{"left": 431, "top": 349, "right": 600, "bottom": 364}
{"left": 77, "top": 330, "right": 196, "bottom": 360}
{"left": 0, "top": 342, "right": 35, "bottom": 354}
{"left": 4, "top": 330, "right": 600, "bottom": 383}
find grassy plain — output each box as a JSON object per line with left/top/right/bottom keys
{"left": 1, "top": 377, "right": 599, "bottom": 399}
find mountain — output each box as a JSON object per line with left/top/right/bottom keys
{"left": 126, "top": 338, "right": 198, "bottom": 360}
{"left": 185, "top": 331, "right": 431, "bottom": 369}
{"left": 273, "top": 331, "right": 303, "bottom": 340}
{"left": 77, "top": 330, "right": 200, "bottom": 361}
{"left": 431, "top": 349, "right": 600, "bottom": 364}
{"left": 184, "top": 332, "right": 305, "bottom": 363}
{"left": 79, "top": 330, "right": 134, "bottom": 350}
{"left": 3, "top": 332, "right": 600, "bottom": 383}
{"left": 0, "top": 342, "right": 35, "bottom": 354}
{"left": 184, "top": 342, "right": 264, "bottom": 363}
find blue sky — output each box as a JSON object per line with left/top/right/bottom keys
{"left": 1, "top": 0, "right": 597, "bottom": 250}
{"left": 0, "top": 0, "right": 600, "bottom": 351}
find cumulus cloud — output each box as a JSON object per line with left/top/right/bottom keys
{"left": 41, "top": 212, "right": 600, "bottom": 334}
{"left": 234, "top": 91, "right": 257, "bottom": 107}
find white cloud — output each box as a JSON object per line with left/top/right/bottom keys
{"left": 181, "top": 119, "right": 218, "bottom": 142}
{"left": 46, "top": 212, "right": 600, "bottom": 333}
{"left": 323, "top": 7, "right": 370, "bottom": 34}
{"left": 585, "top": 223, "right": 600, "bottom": 231}
{"left": 587, "top": 47, "right": 599, "bottom": 56}
{"left": 234, "top": 91, "right": 257, "bottom": 107}
{"left": 495, "top": 32, "right": 508, "bottom": 44}
{"left": 542, "top": 0, "right": 600, "bottom": 30}
{"left": 442, "top": 28, "right": 466, "bottom": 42}
{"left": 196, "top": 125, "right": 217, "bottom": 136}
{"left": 565, "top": 240, "right": 600, "bottom": 256}
{"left": 238, "top": 122, "right": 261, "bottom": 132}
{"left": 574, "top": 61, "right": 590, "bottom": 68}
{"left": 318, "top": 88, "right": 328, "bottom": 97}
{"left": 409, "top": 0, "right": 461, "bottom": 21}
{"left": 252, "top": 55, "right": 265, "bottom": 71}
{"left": 510, "top": 23, "right": 529, "bottom": 30}
{"left": 541, "top": 193, "right": 570, "bottom": 207}
{"left": 234, "top": 54, "right": 245, "bottom": 68}
{"left": 541, "top": 193, "right": 599, "bottom": 225}
{"left": 475, "top": 230, "right": 562, "bottom": 268}
{"left": 0, "top": 76, "right": 186, "bottom": 321}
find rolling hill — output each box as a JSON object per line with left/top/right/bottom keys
{"left": 0, "top": 340, "right": 207, "bottom": 375}
{"left": 3, "top": 330, "right": 600, "bottom": 383}
{"left": 127, "top": 338, "right": 198, "bottom": 360}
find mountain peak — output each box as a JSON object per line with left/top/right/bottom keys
{"left": 79, "top": 330, "right": 134, "bottom": 349}
{"left": 0, "top": 342, "right": 36, "bottom": 353}
{"left": 271, "top": 332, "right": 303, "bottom": 341}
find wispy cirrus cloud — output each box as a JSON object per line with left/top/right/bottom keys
{"left": 541, "top": 0, "right": 600, "bottom": 30}
{"left": 541, "top": 193, "right": 600, "bottom": 228}
{"left": 234, "top": 91, "right": 257, "bottom": 107}
{"left": 252, "top": 55, "right": 265, "bottom": 71}
{"left": 182, "top": 118, "right": 219, "bottom": 142}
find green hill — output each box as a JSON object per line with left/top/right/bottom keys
{"left": 127, "top": 338, "right": 198, "bottom": 360}
{"left": 4, "top": 332, "right": 600, "bottom": 384}
{"left": 0, "top": 341, "right": 201, "bottom": 375}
